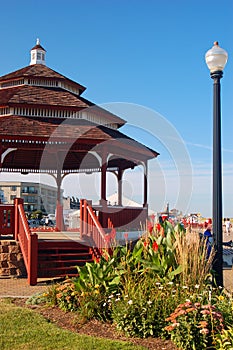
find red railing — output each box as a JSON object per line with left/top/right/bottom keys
{"left": 80, "top": 199, "right": 115, "bottom": 259}
{"left": 14, "top": 198, "right": 38, "bottom": 285}
{"left": 0, "top": 204, "right": 15, "bottom": 235}
{"left": 94, "top": 205, "right": 148, "bottom": 231}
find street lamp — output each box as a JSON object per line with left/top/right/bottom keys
{"left": 205, "top": 41, "right": 228, "bottom": 286}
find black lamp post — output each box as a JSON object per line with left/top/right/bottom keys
{"left": 205, "top": 41, "right": 228, "bottom": 286}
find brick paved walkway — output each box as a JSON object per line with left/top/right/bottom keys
{"left": 0, "top": 277, "right": 58, "bottom": 298}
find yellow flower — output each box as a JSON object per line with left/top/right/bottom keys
{"left": 95, "top": 284, "right": 100, "bottom": 289}
{"left": 218, "top": 295, "right": 224, "bottom": 301}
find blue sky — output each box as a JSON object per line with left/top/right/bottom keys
{"left": 0, "top": 0, "right": 232, "bottom": 217}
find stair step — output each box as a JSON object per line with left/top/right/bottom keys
{"left": 38, "top": 241, "right": 88, "bottom": 248}
{"left": 38, "top": 259, "right": 93, "bottom": 266}
{"left": 37, "top": 238, "right": 94, "bottom": 279}
{"left": 38, "top": 252, "right": 92, "bottom": 259}
{"left": 38, "top": 254, "right": 92, "bottom": 260}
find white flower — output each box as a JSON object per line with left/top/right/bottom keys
{"left": 147, "top": 300, "right": 152, "bottom": 305}
{"left": 108, "top": 294, "right": 114, "bottom": 299}
{"left": 167, "top": 281, "right": 173, "bottom": 285}
{"left": 115, "top": 298, "right": 120, "bottom": 302}
{"left": 182, "top": 286, "right": 188, "bottom": 289}
{"left": 195, "top": 284, "right": 200, "bottom": 289}
{"left": 155, "top": 282, "right": 161, "bottom": 286}
{"left": 128, "top": 300, "right": 133, "bottom": 305}
{"left": 103, "top": 303, "right": 106, "bottom": 306}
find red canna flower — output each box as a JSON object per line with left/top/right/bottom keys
{"left": 156, "top": 223, "right": 161, "bottom": 231}
{"left": 111, "top": 229, "right": 116, "bottom": 240}
{"left": 124, "top": 232, "right": 128, "bottom": 240}
{"left": 144, "top": 240, "right": 149, "bottom": 247}
{"left": 147, "top": 222, "right": 153, "bottom": 233}
{"left": 152, "top": 241, "right": 159, "bottom": 252}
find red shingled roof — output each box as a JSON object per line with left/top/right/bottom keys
{"left": 0, "top": 64, "right": 86, "bottom": 93}
{"left": 0, "top": 85, "right": 89, "bottom": 108}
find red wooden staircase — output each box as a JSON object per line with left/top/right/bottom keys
{"left": 0, "top": 198, "right": 115, "bottom": 285}
{"left": 37, "top": 240, "right": 94, "bottom": 278}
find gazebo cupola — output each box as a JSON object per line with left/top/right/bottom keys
{"left": 30, "top": 38, "right": 46, "bottom": 65}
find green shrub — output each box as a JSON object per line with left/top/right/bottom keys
{"left": 111, "top": 277, "right": 185, "bottom": 339}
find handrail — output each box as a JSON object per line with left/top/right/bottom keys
{"left": 18, "top": 204, "right": 30, "bottom": 240}
{"left": 15, "top": 198, "right": 38, "bottom": 285}
{"left": 80, "top": 199, "right": 115, "bottom": 258}
{"left": 87, "top": 205, "right": 106, "bottom": 241}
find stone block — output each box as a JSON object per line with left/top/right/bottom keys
{"left": 0, "top": 246, "right": 9, "bottom": 253}
{"left": 0, "top": 260, "right": 8, "bottom": 268}
{"left": 9, "top": 268, "right": 17, "bottom": 275}
{"left": 17, "top": 253, "right": 24, "bottom": 261}
{"left": 1, "top": 241, "right": 12, "bottom": 246}
{"left": 9, "top": 253, "right": 18, "bottom": 261}
{"left": 0, "top": 268, "right": 10, "bottom": 276}
{"left": 8, "top": 262, "right": 18, "bottom": 268}
{"left": 0, "top": 253, "right": 10, "bottom": 261}
{"left": 9, "top": 245, "right": 20, "bottom": 254}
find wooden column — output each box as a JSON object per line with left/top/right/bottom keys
{"left": 55, "top": 168, "right": 64, "bottom": 231}
{"left": 143, "top": 161, "right": 148, "bottom": 207}
{"left": 117, "top": 169, "right": 123, "bottom": 206}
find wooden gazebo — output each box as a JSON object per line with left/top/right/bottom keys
{"left": 0, "top": 39, "right": 159, "bottom": 231}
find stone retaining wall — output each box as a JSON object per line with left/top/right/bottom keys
{"left": 0, "top": 240, "right": 26, "bottom": 277}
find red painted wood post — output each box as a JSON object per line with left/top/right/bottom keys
{"left": 88, "top": 212, "right": 91, "bottom": 236}
{"left": 28, "top": 233, "right": 38, "bottom": 286}
{"left": 83, "top": 200, "right": 87, "bottom": 235}
{"left": 87, "top": 200, "right": 92, "bottom": 237}
{"left": 80, "top": 199, "right": 83, "bottom": 238}
{"left": 56, "top": 201, "right": 64, "bottom": 231}
{"left": 14, "top": 198, "right": 24, "bottom": 241}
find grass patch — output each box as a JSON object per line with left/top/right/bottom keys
{"left": 0, "top": 299, "right": 145, "bottom": 350}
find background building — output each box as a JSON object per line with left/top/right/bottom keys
{"left": 0, "top": 181, "right": 62, "bottom": 215}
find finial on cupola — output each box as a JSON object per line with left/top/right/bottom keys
{"left": 30, "top": 38, "right": 46, "bottom": 65}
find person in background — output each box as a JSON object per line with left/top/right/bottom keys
{"left": 204, "top": 225, "right": 213, "bottom": 259}
{"left": 225, "top": 218, "right": 231, "bottom": 236}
